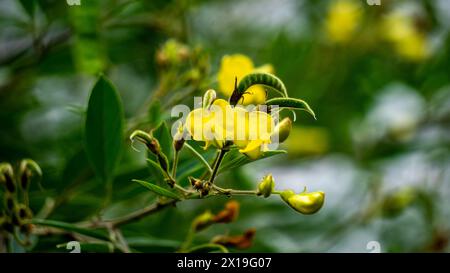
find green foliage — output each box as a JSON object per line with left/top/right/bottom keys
{"left": 133, "top": 179, "right": 181, "bottom": 200}
{"left": 85, "top": 75, "right": 124, "bottom": 184}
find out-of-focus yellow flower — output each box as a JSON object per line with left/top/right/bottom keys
{"left": 217, "top": 54, "right": 273, "bottom": 106}
{"left": 284, "top": 126, "right": 329, "bottom": 156}
{"left": 325, "top": 0, "right": 361, "bottom": 43}
{"left": 381, "top": 12, "right": 430, "bottom": 61}
{"left": 185, "top": 92, "right": 275, "bottom": 159}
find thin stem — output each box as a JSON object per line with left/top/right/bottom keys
{"left": 172, "top": 151, "right": 179, "bottom": 179}
{"left": 211, "top": 184, "right": 257, "bottom": 196}
{"left": 208, "top": 149, "right": 227, "bottom": 184}
{"left": 184, "top": 143, "right": 213, "bottom": 174}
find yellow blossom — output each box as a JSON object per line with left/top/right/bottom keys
{"left": 381, "top": 12, "right": 430, "bottom": 61}
{"left": 217, "top": 54, "right": 273, "bottom": 106}
{"left": 325, "top": 0, "right": 361, "bottom": 43}
{"left": 185, "top": 91, "right": 275, "bottom": 159}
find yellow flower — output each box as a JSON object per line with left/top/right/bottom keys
{"left": 185, "top": 91, "right": 275, "bottom": 159}
{"left": 217, "top": 54, "right": 273, "bottom": 106}
{"left": 381, "top": 12, "right": 430, "bottom": 61}
{"left": 325, "top": 0, "right": 361, "bottom": 43}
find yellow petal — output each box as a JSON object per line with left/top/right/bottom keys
{"left": 238, "top": 86, "right": 267, "bottom": 106}
{"left": 185, "top": 108, "right": 214, "bottom": 142}
{"left": 239, "top": 139, "right": 264, "bottom": 160}
{"left": 217, "top": 54, "right": 254, "bottom": 96}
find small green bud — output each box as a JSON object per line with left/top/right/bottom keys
{"left": 281, "top": 190, "right": 325, "bottom": 215}
{"left": 130, "top": 130, "right": 161, "bottom": 155}
{"left": 382, "top": 187, "right": 416, "bottom": 217}
{"left": 0, "top": 163, "right": 15, "bottom": 193}
{"left": 271, "top": 117, "right": 292, "bottom": 143}
{"left": 257, "top": 174, "right": 275, "bottom": 198}
{"left": 203, "top": 89, "right": 217, "bottom": 109}
{"left": 193, "top": 210, "right": 215, "bottom": 231}
{"left": 19, "top": 159, "right": 42, "bottom": 190}
{"left": 173, "top": 123, "right": 186, "bottom": 152}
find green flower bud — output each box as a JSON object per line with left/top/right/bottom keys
{"left": 281, "top": 190, "right": 325, "bottom": 215}
{"left": 271, "top": 117, "right": 292, "bottom": 143}
{"left": 0, "top": 163, "right": 15, "bottom": 193}
{"left": 382, "top": 187, "right": 416, "bottom": 218}
{"left": 19, "top": 159, "right": 42, "bottom": 190}
{"left": 203, "top": 89, "right": 217, "bottom": 109}
{"left": 173, "top": 123, "right": 186, "bottom": 152}
{"left": 257, "top": 174, "right": 275, "bottom": 198}
{"left": 130, "top": 130, "right": 161, "bottom": 155}
{"left": 193, "top": 210, "right": 215, "bottom": 231}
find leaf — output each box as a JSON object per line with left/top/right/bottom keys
{"left": 218, "top": 149, "right": 287, "bottom": 174}
{"left": 133, "top": 179, "right": 181, "bottom": 200}
{"left": 266, "top": 97, "right": 316, "bottom": 119}
{"left": 85, "top": 75, "right": 124, "bottom": 183}
{"left": 31, "top": 219, "right": 109, "bottom": 241}
{"left": 146, "top": 159, "right": 166, "bottom": 185}
{"left": 151, "top": 121, "right": 173, "bottom": 161}
{"left": 230, "top": 73, "right": 287, "bottom": 105}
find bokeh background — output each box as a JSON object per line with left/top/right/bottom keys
{"left": 0, "top": 0, "right": 449, "bottom": 252}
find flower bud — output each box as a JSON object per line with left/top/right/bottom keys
{"left": 173, "top": 124, "right": 186, "bottom": 152}
{"left": 382, "top": 187, "right": 416, "bottom": 218}
{"left": 213, "top": 200, "right": 239, "bottom": 223}
{"left": 130, "top": 130, "right": 161, "bottom": 155}
{"left": 281, "top": 190, "right": 325, "bottom": 215}
{"left": 193, "top": 211, "right": 215, "bottom": 231}
{"left": 271, "top": 117, "right": 292, "bottom": 143}
{"left": 0, "top": 163, "right": 15, "bottom": 193}
{"left": 257, "top": 174, "right": 275, "bottom": 198}
{"left": 211, "top": 228, "right": 256, "bottom": 249}
{"left": 19, "top": 159, "right": 42, "bottom": 190}
{"left": 202, "top": 89, "right": 217, "bottom": 109}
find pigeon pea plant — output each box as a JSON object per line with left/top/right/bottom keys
{"left": 130, "top": 71, "right": 325, "bottom": 215}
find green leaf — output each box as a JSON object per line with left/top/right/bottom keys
{"left": 219, "top": 149, "right": 287, "bottom": 174}
{"left": 266, "top": 97, "right": 316, "bottom": 119}
{"left": 31, "top": 219, "right": 109, "bottom": 241}
{"left": 133, "top": 179, "right": 181, "bottom": 200}
{"left": 146, "top": 159, "right": 166, "bottom": 185}
{"left": 151, "top": 121, "right": 173, "bottom": 161}
{"left": 85, "top": 75, "right": 124, "bottom": 183}
{"left": 230, "top": 73, "right": 287, "bottom": 105}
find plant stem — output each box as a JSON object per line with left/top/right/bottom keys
{"left": 184, "top": 143, "right": 213, "bottom": 174}
{"left": 172, "top": 151, "right": 179, "bottom": 179}
{"left": 208, "top": 149, "right": 227, "bottom": 184}
{"left": 211, "top": 184, "right": 257, "bottom": 196}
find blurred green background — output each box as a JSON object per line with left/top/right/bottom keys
{"left": 0, "top": 0, "right": 449, "bottom": 252}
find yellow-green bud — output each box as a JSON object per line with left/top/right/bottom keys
{"left": 271, "top": 117, "right": 292, "bottom": 143}
{"left": 0, "top": 163, "right": 15, "bottom": 193}
{"left": 173, "top": 123, "right": 186, "bottom": 152}
{"left": 382, "top": 187, "right": 416, "bottom": 217}
{"left": 19, "top": 159, "right": 42, "bottom": 190}
{"left": 203, "top": 89, "right": 217, "bottom": 109}
{"left": 257, "top": 174, "right": 275, "bottom": 198}
{"left": 193, "top": 210, "right": 215, "bottom": 231}
{"left": 130, "top": 130, "right": 161, "bottom": 155}
{"left": 281, "top": 190, "right": 325, "bottom": 215}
